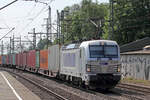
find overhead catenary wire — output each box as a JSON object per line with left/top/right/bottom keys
{"left": 0, "top": 0, "right": 18, "bottom": 11}
{"left": 16, "top": 1, "right": 54, "bottom": 46}
{"left": 0, "top": 0, "right": 55, "bottom": 54}
{"left": 17, "top": 5, "right": 48, "bottom": 34}
{"left": 15, "top": 3, "right": 37, "bottom": 36}
{"left": 0, "top": 27, "right": 15, "bottom": 41}
{"left": 1, "top": 15, "right": 11, "bottom": 29}
{"left": 0, "top": 0, "right": 19, "bottom": 30}
{"left": 17, "top": 0, "right": 55, "bottom": 34}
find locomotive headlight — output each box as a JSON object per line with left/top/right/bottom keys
{"left": 86, "top": 64, "right": 91, "bottom": 72}
{"left": 117, "top": 65, "right": 121, "bottom": 72}
{"left": 117, "top": 67, "right": 120, "bottom": 72}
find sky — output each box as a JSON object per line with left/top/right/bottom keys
{"left": 0, "top": 0, "right": 109, "bottom": 49}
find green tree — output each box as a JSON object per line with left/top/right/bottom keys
{"left": 37, "top": 39, "right": 51, "bottom": 50}
{"left": 61, "top": 0, "right": 109, "bottom": 43}
{"left": 113, "top": 0, "right": 150, "bottom": 45}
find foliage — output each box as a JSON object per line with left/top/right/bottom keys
{"left": 61, "top": 0, "right": 150, "bottom": 45}
{"left": 28, "top": 45, "right": 34, "bottom": 50}
{"left": 39, "top": 0, "right": 150, "bottom": 46}
{"left": 61, "top": 0, "right": 109, "bottom": 43}
{"left": 37, "top": 39, "right": 51, "bottom": 50}
{"left": 113, "top": 0, "right": 150, "bottom": 45}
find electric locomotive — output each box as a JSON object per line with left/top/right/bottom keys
{"left": 60, "top": 40, "right": 121, "bottom": 90}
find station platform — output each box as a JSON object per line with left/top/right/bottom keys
{"left": 0, "top": 71, "right": 41, "bottom": 100}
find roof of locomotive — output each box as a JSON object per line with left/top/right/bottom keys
{"left": 62, "top": 40, "right": 118, "bottom": 50}
{"left": 80, "top": 40, "right": 118, "bottom": 48}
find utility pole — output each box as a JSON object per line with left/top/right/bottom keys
{"left": 12, "top": 33, "right": 14, "bottom": 53}
{"left": 1, "top": 41, "right": 3, "bottom": 55}
{"left": 28, "top": 28, "right": 57, "bottom": 49}
{"left": 7, "top": 45, "right": 9, "bottom": 55}
{"left": 11, "top": 34, "right": 31, "bottom": 53}
{"left": 42, "top": 6, "right": 52, "bottom": 48}
{"left": 20, "top": 36, "right": 22, "bottom": 52}
{"left": 4, "top": 37, "right": 12, "bottom": 54}
{"left": 33, "top": 28, "right": 36, "bottom": 49}
{"left": 57, "top": 10, "right": 61, "bottom": 44}
{"left": 10, "top": 37, "right": 11, "bottom": 54}
{"left": 48, "top": 6, "right": 52, "bottom": 41}
{"left": 28, "top": 28, "right": 36, "bottom": 49}
{"left": 61, "top": 10, "right": 65, "bottom": 44}
{"left": 45, "top": 6, "right": 51, "bottom": 48}
{"left": 46, "top": 18, "right": 49, "bottom": 49}
{"left": 109, "top": 0, "right": 115, "bottom": 40}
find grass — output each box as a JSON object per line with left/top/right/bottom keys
{"left": 121, "top": 77, "right": 150, "bottom": 86}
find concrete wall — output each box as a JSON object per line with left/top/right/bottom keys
{"left": 121, "top": 54, "right": 150, "bottom": 80}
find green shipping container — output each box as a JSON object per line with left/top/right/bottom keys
{"left": 36, "top": 51, "right": 40, "bottom": 68}
{"left": 12, "top": 54, "right": 16, "bottom": 65}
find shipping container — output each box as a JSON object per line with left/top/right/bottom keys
{"left": 10, "top": 54, "right": 12, "bottom": 65}
{"left": 18, "top": 53, "right": 21, "bottom": 66}
{"left": 15, "top": 54, "right": 18, "bottom": 66}
{"left": 27, "top": 50, "right": 36, "bottom": 68}
{"left": 8, "top": 55, "right": 10, "bottom": 65}
{"left": 40, "top": 50, "right": 48, "bottom": 70}
{"left": 9, "top": 54, "right": 12, "bottom": 65}
{"left": 6, "top": 55, "right": 9, "bottom": 65}
{"left": 48, "top": 45, "right": 60, "bottom": 76}
{"left": 36, "top": 50, "right": 40, "bottom": 68}
{"left": 19, "top": 52, "right": 24, "bottom": 67}
{"left": 7, "top": 55, "right": 10, "bottom": 65}
{"left": 2, "top": 55, "right": 6, "bottom": 65}
{"left": 0, "top": 55, "right": 2, "bottom": 65}
{"left": 18, "top": 53, "right": 20, "bottom": 66}
{"left": 11, "top": 54, "right": 13, "bottom": 65}
{"left": 23, "top": 52, "right": 27, "bottom": 67}
{"left": 12, "top": 54, "right": 16, "bottom": 65}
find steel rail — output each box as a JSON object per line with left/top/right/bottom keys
{"left": 6, "top": 70, "right": 68, "bottom": 100}
{"left": 117, "top": 83, "right": 150, "bottom": 94}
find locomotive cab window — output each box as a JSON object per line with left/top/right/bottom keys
{"left": 89, "top": 45, "right": 118, "bottom": 58}
{"left": 104, "top": 45, "right": 118, "bottom": 58}
{"left": 89, "top": 45, "right": 104, "bottom": 58}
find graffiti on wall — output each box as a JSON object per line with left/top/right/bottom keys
{"left": 121, "top": 55, "right": 150, "bottom": 80}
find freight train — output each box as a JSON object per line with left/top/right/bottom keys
{"left": 0, "top": 40, "right": 121, "bottom": 90}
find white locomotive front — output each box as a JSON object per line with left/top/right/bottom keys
{"left": 80, "top": 40, "right": 121, "bottom": 89}
{"left": 60, "top": 40, "right": 121, "bottom": 90}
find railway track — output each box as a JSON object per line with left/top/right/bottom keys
{"left": 5, "top": 69, "right": 68, "bottom": 100}
{"left": 1, "top": 67, "right": 118, "bottom": 100}
{"left": 114, "top": 91, "right": 146, "bottom": 100}
{"left": 66, "top": 81, "right": 146, "bottom": 100}
{"left": 92, "top": 88, "right": 145, "bottom": 100}
{"left": 2, "top": 67, "right": 149, "bottom": 100}
{"left": 111, "top": 83, "right": 150, "bottom": 100}
{"left": 117, "top": 83, "right": 150, "bottom": 94}
{"left": 1, "top": 67, "right": 88, "bottom": 100}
